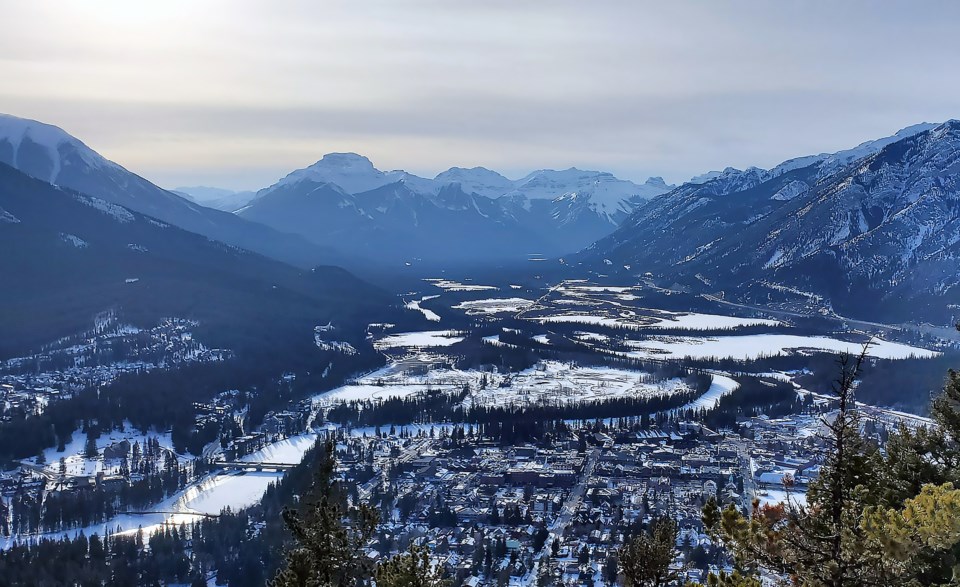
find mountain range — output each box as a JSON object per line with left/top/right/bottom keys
{"left": 172, "top": 185, "right": 257, "bottom": 213}
{"left": 579, "top": 121, "right": 960, "bottom": 323}
{"left": 2, "top": 111, "right": 958, "bottom": 325}
{"left": 0, "top": 113, "right": 671, "bottom": 267}
{"left": 236, "top": 153, "right": 671, "bottom": 264}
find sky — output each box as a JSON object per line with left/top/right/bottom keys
{"left": 1, "top": 0, "right": 959, "bottom": 191}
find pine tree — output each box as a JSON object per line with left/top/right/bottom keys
{"left": 703, "top": 348, "right": 880, "bottom": 586}
{"left": 269, "top": 440, "right": 379, "bottom": 587}
{"left": 375, "top": 544, "right": 448, "bottom": 587}
{"left": 702, "top": 346, "right": 960, "bottom": 587}
{"left": 861, "top": 483, "right": 960, "bottom": 583}
{"left": 881, "top": 366, "right": 960, "bottom": 503}
{"left": 871, "top": 344, "right": 960, "bottom": 584}
{"left": 84, "top": 433, "right": 99, "bottom": 459}
{"left": 618, "top": 516, "right": 680, "bottom": 587}
{"left": 89, "top": 533, "right": 105, "bottom": 560}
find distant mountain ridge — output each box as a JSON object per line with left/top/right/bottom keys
{"left": 0, "top": 113, "right": 341, "bottom": 268}
{"left": 579, "top": 121, "right": 959, "bottom": 324}
{"left": 172, "top": 185, "right": 257, "bottom": 213}
{"left": 238, "top": 153, "right": 672, "bottom": 264}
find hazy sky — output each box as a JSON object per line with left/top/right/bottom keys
{"left": 2, "top": 1, "right": 959, "bottom": 191}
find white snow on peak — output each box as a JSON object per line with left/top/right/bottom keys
{"left": 0, "top": 113, "right": 113, "bottom": 182}
{"left": 504, "top": 168, "right": 672, "bottom": 215}
{"left": 644, "top": 176, "right": 671, "bottom": 190}
{"left": 433, "top": 166, "right": 514, "bottom": 198}
{"left": 682, "top": 123, "right": 939, "bottom": 190}
{"left": 266, "top": 153, "right": 670, "bottom": 216}
{"left": 816, "top": 122, "right": 939, "bottom": 176}
{"left": 392, "top": 171, "right": 438, "bottom": 195}
{"left": 271, "top": 152, "right": 439, "bottom": 195}
{"left": 765, "top": 123, "right": 938, "bottom": 180}
{"left": 687, "top": 170, "right": 723, "bottom": 185}
{"left": 274, "top": 152, "right": 429, "bottom": 195}
{"left": 769, "top": 155, "right": 828, "bottom": 177}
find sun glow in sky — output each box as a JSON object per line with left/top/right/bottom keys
{"left": 1, "top": 0, "right": 959, "bottom": 190}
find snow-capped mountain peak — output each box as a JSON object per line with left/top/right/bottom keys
{"left": 0, "top": 113, "right": 334, "bottom": 268}
{"left": 644, "top": 176, "right": 670, "bottom": 190}
{"left": 270, "top": 152, "right": 439, "bottom": 197}
{"left": 581, "top": 120, "right": 960, "bottom": 324}
{"left": 503, "top": 167, "right": 673, "bottom": 220}
{"left": 681, "top": 124, "right": 940, "bottom": 191}
{"left": 242, "top": 155, "right": 673, "bottom": 263}
{"left": 0, "top": 114, "right": 113, "bottom": 183}
{"left": 277, "top": 152, "right": 390, "bottom": 193}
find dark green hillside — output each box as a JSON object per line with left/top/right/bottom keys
{"left": 0, "top": 163, "right": 391, "bottom": 362}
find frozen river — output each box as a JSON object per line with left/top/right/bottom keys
{"left": 1, "top": 432, "right": 324, "bottom": 550}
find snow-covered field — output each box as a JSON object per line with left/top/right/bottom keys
{"left": 177, "top": 471, "right": 282, "bottom": 515}
{"left": 37, "top": 423, "right": 183, "bottom": 478}
{"left": 623, "top": 334, "right": 938, "bottom": 361}
{"left": 374, "top": 330, "right": 464, "bottom": 349}
{"left": 313, "top": 360, "right": 693, "bottom": 410}
{"left": 532, "top": 311, "right": 780, "bottom": 331}
{"left": 646, "top": 312, "right": 780, "bottom": 330}
{"left": 464, "top": 361, "right": 690, "bottom": 409}
{"left": 520, "top": 279, "right": 792, "bottom": 333}
{"left": 756, "top": 488, "right": 808, "bottom": 508}
{"left": 453, "top": 297, "right": 535, "bottom": 315}
{"left": 424, "top": 279, "right": 497, "bottom": 292}
{"left": 678, "top": 374, "right": 739, "bottom": 411}
{"left": 405, "top": 295, "right": 441, "bottom": 322}
{"left": 572, "top": 331, "right": 610, "bottom": 343}
{"left": 536, "top": 314, "right": 627, "bottom": 327}
{"left": 313, "top": 381, "right": 429, "bottom": 405}
{"left": 239, "top": 433, "right": 319, "bottom": 464}
{"left": 312, "top": 365, "right": 484, "bottom": 406}
{"left": 557, "top": 283, "right": 635, "bottom": 294}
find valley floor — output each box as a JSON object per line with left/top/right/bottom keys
{"left": 1, "top": 276, "right": 953, "bottom": 585}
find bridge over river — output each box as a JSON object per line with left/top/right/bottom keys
{"left": 215, "top": 461, "right": 299, "bottom": 471}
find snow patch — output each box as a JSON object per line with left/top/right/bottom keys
{"left": 623, "top": 334, "right": 938, "bottom": 361}
{"left": 374, "top": 330, "right": 465, "bottom": 349}
{"left": 0, "top": 207, "right": 20, "bottom": 224}
{"left": 425, "top": 278, "right": 498, "bottom": 292}
{"left": 453, "top": 298, "right": 535, "bottom": 315}
{"left": 73, "top": 194, "right": 135, "bottom": 223}
{"left": 770, "top": 181, "right": 809, "bottom": 201}
{"left": 405, "top": 296, "right": 441, "bottom": 321}
{"left": 60, "top": 233, "right": 88, "bottom": 248}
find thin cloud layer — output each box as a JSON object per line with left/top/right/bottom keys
{"left": 1, "top": 0, "right": 958, "bottom": 190}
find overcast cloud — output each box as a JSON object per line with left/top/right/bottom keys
{"left": 1, "top": 0, "right": 958, "bottom": 190}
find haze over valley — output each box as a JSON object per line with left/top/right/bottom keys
{"left": 1, "top": 3, "right": 959, "bottom": 586}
